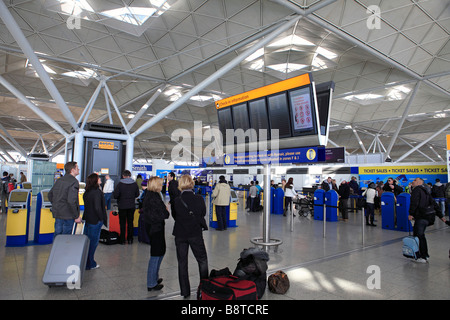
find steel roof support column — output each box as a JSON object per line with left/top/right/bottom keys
{"left": 0, "top": 75, "right": 68, "bottom": 138}
{"left": 395, "top": 123, "right": 450, "bottom": 163}
{"left": 385, "top": 82, "right": 421, "bottom": 161}
{"left": 132, "top": 14, "right": 302, "bottom": 138}
{"left": 0, "top": 1, "right": 78, "bottom": 131}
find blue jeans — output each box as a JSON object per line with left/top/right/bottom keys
{"left": 85, "top": 221, "right": 103, "bottom": 270}
{"left": 104, "top": 193, "right": 112, "bottom": 211}
{"left": 434, "top": 198, "right": 446, "bottom": 216}
{"left": 54, "top": 219, "right": 75, "bottom": 236}
{"left": 147, "top": 255, "right": 164, "bottom": 288}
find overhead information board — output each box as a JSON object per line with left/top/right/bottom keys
{"left": 214, "top": 73, "right": 333, "bottom": 151}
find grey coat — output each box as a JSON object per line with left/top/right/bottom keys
{"left": 48, "top": 173, "right": 80, "bottom": 220}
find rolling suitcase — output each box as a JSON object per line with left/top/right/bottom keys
{"left": 42, "top": 222, "right": 90, "bottom": 289}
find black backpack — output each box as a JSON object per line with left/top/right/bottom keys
{"left": 233, "top": 248, "right": 269, "bottom": 299}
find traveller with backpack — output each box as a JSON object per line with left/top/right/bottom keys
{"left": 408, "top": 177, "right": 446, "bottom": 263}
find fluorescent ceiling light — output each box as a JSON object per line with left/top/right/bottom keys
{"left": 267, "top": 63, "right": 308, "bottom": 73}
{"left": 269, "top": 35, "right": 315, "bottom": 47}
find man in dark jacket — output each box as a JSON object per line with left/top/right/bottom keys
{"left": 48, "top": 162, "right": 81, "bottom": 235}
{"left": 338, "top": 180, "right": 350, "bottom": 221}
{"left": 113, "top": 170, "right": 139, "bottom": 244}
{"left": 1, "top": 171, "right": 10, "bottom": 214}
{"left": 168, "top": 171, "right": 180, "bottom": 217}
{"left": 408, "top": 178, "right": 446, "bottom": 263}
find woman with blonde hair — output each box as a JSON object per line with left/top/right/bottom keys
{"left": 173, "top": 175, "right": 209, "bottom": 298}
{"left": 142, "top": 176, "right": 169, "bottom": 291}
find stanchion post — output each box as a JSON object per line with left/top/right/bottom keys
{"left": 362, "top": 207, "right": 365, "bottom": 246}
{"left": 323, "top": 202, "right": 326, "bottom": 238}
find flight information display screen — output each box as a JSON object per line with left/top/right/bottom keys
{"left": 288, "top": 86, "right": 317, "bottom": 136}
{"left": 231, "top": 103, "right": 250, "bottom": 132}
{"left": 267, "top": 92, "right": 291, "bottom": 138}
{"left": 217, "top": 107, "right": 233, "bottom": 144}
{"left": 248, "top": 98, "right": 270, "bottom": 140}
{"left": 315, "top": 81, "right": 334, "bottom": 136}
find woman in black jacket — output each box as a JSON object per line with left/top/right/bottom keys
{"left": 142, "top": 177, "right": 169, "bottom": 291}
{"left": 83, "top": 173, "right": 107, "bottom": 270}
{"left": 173, "top": 175, "right": 209, "bottom": 298}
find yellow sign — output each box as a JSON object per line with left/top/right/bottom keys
{"left": 306, "top": 149, "right": 316, "bottom": 161}
{"left": 359, "top": 165, "right": 447, "bottom": 175}
{"left": 447, "top": 134, "right": 450, "bottom": 150}
{"left": 99, "top": 141, "right": 114, "bottom": 150}
{"left": 215, "top": 73, "right": 312, "bottom": 109}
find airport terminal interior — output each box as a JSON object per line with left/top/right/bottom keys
{"left": 0, "top": 0, "right": 449, "bottom": 301}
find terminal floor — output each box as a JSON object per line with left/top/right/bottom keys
{"left": 0, "top": 201, "right": 449, "bottom": 300}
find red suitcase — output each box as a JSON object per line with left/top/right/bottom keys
{"left": 197, "top": 275, "right": 258, "bottom": 300}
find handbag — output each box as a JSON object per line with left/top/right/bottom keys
{"left": 180, "top": 195, "right": 208, "bottom": 230}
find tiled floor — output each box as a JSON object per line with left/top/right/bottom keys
{"left": 0, "top": 197, "right": 449, "bottom": 300}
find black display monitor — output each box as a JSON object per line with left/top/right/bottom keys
{"left": 267, "top": 92, "right": 291, "bottom": 138}
{"left": 217, "top": 107, "right": 233, "bottom": 144}
{"left": 231, "top": 103, "right": 250, "bottom": 132}
{"left": 315, "top": 81, "right": 334, "bottom": 136}
{"left": 248, "top": 98, "right": 270, "bottom": 141}
{"left": 287, "top": 86, "right": 318, "bottom": 137}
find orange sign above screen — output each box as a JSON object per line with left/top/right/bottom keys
{"left": 215, "top": 73, "right": 312, "bottom": 109}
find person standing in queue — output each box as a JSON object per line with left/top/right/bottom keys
{"left": 168, "top": 172, "right": 180, "bottom": 218}
{"left": 142, "top": 177, "right": 169, "bottom": 292}
{"left": 83, "top": 173, "right": 107, "bottom": 270}
{"left": 113, "top": 170, "right": 139, "bottom": 244}
{"left": 48, "top": 162, "right": 81, "bottom": 235}
{"left": 173, "top": 175, "right": 209, "bottom": 298}
{"left": 212, "top": 175, "right": 231, "bottom": 231}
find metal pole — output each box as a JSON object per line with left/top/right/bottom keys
{"left": 290, "top": 198, "right": 294, "bottom": 232}
{"left": 0, "top": 1, "right": 78, "bottom": 131}
{"left": 263, "top": 163, "right": 271, "bottom": 250}
{"left": 323, "top": 203, "right": 326, "bottom": 238}
{"left": 362, "top": 207, "right": 365, "bottom": 246}
{"left": 0, "top": 75, "right": 68, "bottom": 138}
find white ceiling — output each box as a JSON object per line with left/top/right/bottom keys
{"left": 0, "top": 0, "right": 449, "bottom": 164}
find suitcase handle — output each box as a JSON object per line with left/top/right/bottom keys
{"left": 72, "top": 220, "right": 86, "bottom": 235}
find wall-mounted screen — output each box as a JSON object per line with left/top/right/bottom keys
{"left": 288, "top": 86, "right": 317, "bottom": 136}
{"left": 248, "top": 98, "right": 270, "bottom": 141}
{"left": 267, "top": 92, "right": 291, "bottom": 138}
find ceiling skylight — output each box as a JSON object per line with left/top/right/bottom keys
{"left": 101, "top": 7, "right": 157, "bottom": 26}
{"left": 267, "top": 63, "right": 308, "bottom": 73}
{"left": 343, "top": 93, "right": 384, "bottom": 105}
{"left": 269, "top": 35, "right": 315, "bottom": 47}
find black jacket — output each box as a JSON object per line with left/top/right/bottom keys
{"left": 142, "top": 191, "right": 169, "bottom": 234}
{"left": 409, "top": 184, "right": 443, "bottom": 222}
{"left": 382, "top": 182, "right": 403, "bottom": 197}
{"left": 48, "top": 173, "right": 79, "bottom": 220}
{"left": 168, "top": 179, "right": 180, "bottom": 203}
{"left": 113, "top": 177, "right": 139, "bottom": 209}
{"left": 338, "top": 183, "right": 350, "bottom": 199}
{"left": 83, "top": 188, "right": 107, "bottom": 226}
{"left": 173, "top": 190, "right": 208, "bottom": 238}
